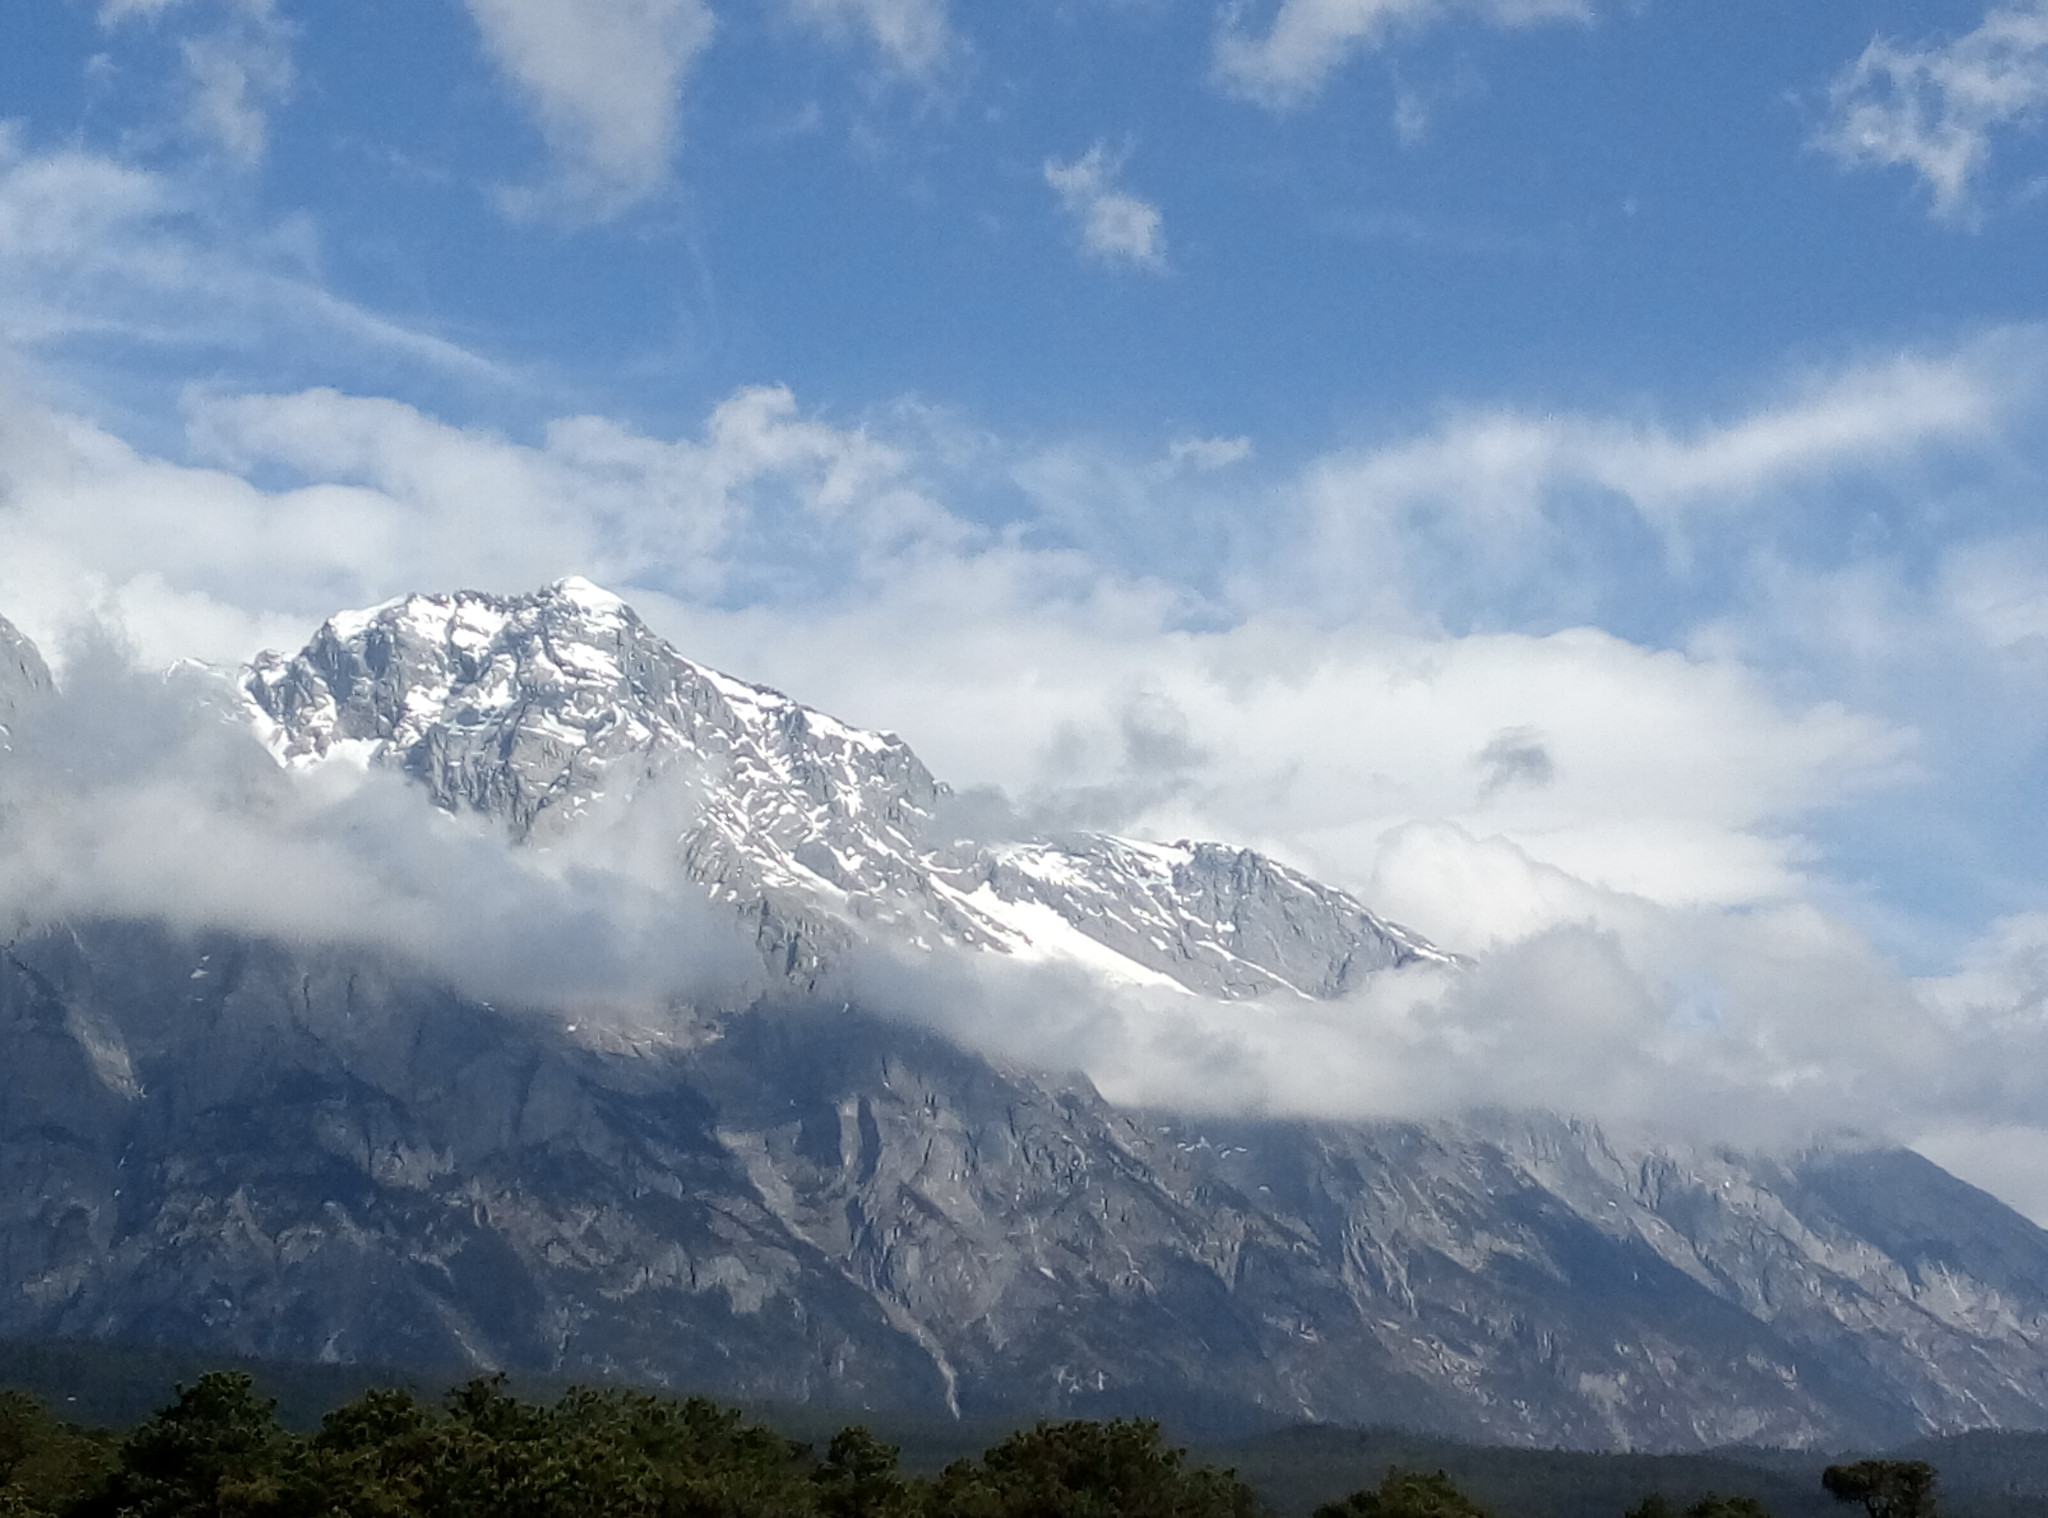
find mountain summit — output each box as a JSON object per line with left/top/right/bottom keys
{"left": 1, "top": 585, "right": 2046, "bottom": 1451}
{"left": 243, "top": 578, "right": 1450, "bottom": 997}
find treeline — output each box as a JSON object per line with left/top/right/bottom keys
{"left": 0, "top": 1372, "right": 1941, "bottom": 1518}
{"left": 0, "top": 1373, "right": 1261, "bottom": 1517}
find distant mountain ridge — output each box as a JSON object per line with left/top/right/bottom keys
{"left": 0, "top": 585, "right": 2046, "bottom": 1452}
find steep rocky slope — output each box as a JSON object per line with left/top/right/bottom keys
{"left": 1, "top": 590, "right": 2045, "bottom": 1450}
{"left": 6, "top": 920, "right": 2047, "bottom": 1448}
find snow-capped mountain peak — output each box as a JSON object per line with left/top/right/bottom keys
{"left": 243, "top": 580, "right": 1450, "bottom": 997}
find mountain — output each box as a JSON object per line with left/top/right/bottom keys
{"left": 0, "top": 615, "right": 51, "bottom": 748}
{"left": 242, "top": 578, "right": 1450, "bottom": 995}
{"left": 3, "top": 584, "right": 2048, "bottom": 1452}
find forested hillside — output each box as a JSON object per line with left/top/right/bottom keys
{"left": 4, "top": 1346, "right": 2047, "bottom": 1518}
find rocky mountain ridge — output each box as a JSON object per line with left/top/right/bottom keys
{"left": 1, "top": 587, "right": 2046, "bottom": 1452}
{"left": 242, "top": 578, "right": 1450, "bottom": 997}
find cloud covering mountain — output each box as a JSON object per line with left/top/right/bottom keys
{"left": 0, "top": 581, "right": 2039, "bottom": 1213}
{"left": 11, "top": 595, "right": 2048, "bottom": 1450}
{"left": 9, "top": 0, "right": 2048, "bottom": 1225}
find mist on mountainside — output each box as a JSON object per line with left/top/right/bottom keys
{"left": 0, "top": 622, "right": 758, "bottom": 1019}
{"left": 0, "top": 597, "right": 2043, "bottom": 1183}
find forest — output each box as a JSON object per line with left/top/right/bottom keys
{"left": 0, "top": 1363, "right": 1969, "bottom": 1518}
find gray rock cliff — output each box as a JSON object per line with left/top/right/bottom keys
{"left": 1, "top": 585, "right": 2045, "bottom": 1451}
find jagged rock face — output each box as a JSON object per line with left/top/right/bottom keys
{"left": 7, "top": 585, "right": 2048, "bottom": 1451}
{"left": 241, "top": 580, "right": 1451, "bottom": 997}
{"left": 5, "top": 920, "right": 2048, "bottom": 1450}
{"left": 242, "top": 579, "right": 941, "bottom": 981}
{"left": 968, "top": 836, "right": 1448, "bottom": 998}
{"left": 0, "top": 613, "right": 52, "bottom": 748}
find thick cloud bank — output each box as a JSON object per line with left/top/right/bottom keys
{"left": 5, "top": 341, "right": 2048, "bottom": 1214}
{"left": 0, "top": 629, "right": 757, "bottom": 1018}
{"left": 0, "top": 602, "right": 1993, "bottom": 1174}
{"left": 835, "top": 863, "right": 2015, "bottom": 1158}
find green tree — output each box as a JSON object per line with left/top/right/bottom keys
{"left": 289, "top": 1387, "right": 441, "bottom": 1518}
{"left": 1626, "top": 1495, "right": 1772, "bottom": 1518}
{"left": 75, "top": 1372, "right": 289, "bottom": 1518}
{"left": 1823, "top": 1462, "right": 1937, "bottom": 1518}
{"left": 815, "top": 1426, "right": 908, "bottom": 1518}
{"left": 927, "top": 1418, "right": 1261, "bottom": 1518}
{"left": 1315, "top": 1467, "right": 1489, "bottom": 1518}
{"left": 0, "top": 1392, "right": 113, "bottom": 1517}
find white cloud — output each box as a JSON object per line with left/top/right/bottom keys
{"left": 1906, "top": 915, "right": 2048, "bottom": 1220}
{"left": 0, "top": 130, "right": 176, "bottom": 272}
{"left": 845, "top": 865, "right": 1954, "bottom": 1145}
{"left": 1167, "top": 435, "right": 1253, "bottom": 472}
{"left": 788, "top": 0, "right": 957, "bottom": 75}
{"left": 98, "top": 0, "right": 294, "bottom": 166}
{"left": 1284, "top": 344, "right": 2008, "bottom": 624}
{"left": 0, "top": 638, "right": 756, "bottom": 1018}
{"left": 99, "top": 0, "right": 185, "bottom": 20}
{"left": 1940, "top": 533, "right": 2048, "bottom": 651}
{"left": 670, "top": 593, "right": 1902, "bottom": 932}
{"left": 1214, "top": 0, "right": 1592, "bottom": 110}
{"left": 0, "top": 382, "right": 961, "bottom": 674}
{"left": 0, "top": 369, "right": 1911, "bottom": 945}
{"left": 1044, "top": 143, "right": 1167, "bottom": 271}
{"left": 462, "top": 0, "right": 715, "bottom": 220}
{"left": 0, "top": 132, "right": 507, "bottom": 389}
{"left": 1820, "top": 1, "right": 2048, "bottom": 222}
{"left": 10, "top": 336, "right": 2048, "bottom": 1177}
{"left": 179, "top": 2, "right": 294, "bottom": 167}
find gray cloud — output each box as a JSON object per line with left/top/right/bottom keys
{"left": 1121, "top": 691, "right": 1208, "bottom": 775}
{"left": 1476, "top": 724, "right": 1555, "bottom": 795}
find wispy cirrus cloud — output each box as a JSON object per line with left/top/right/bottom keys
{"left": 787, "top": 0, "right": 959, "bottom": 76}
{"left": 1819, "top": 1, "right": 2048, "bottom": 223}
{"left": 1044, "top": 143, "right": 1167, "bottom": 271}
{"left": 1214, "top": 0, "right": 1593, "bottom": 110}
{"left": 1285, "top": 342, "right": 2014, "bottom": 628}
{"left": 97, "top": 0, "right": 295, "bottom": 166}
{"left": 461, "top": 0, "right": 715, "bottom": 221}
{"left": 0, "top": 130, "right": 511, "bottom": 398}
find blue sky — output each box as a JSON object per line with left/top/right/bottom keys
{"left": 12, "top": 0, "right": 2044, "bottom": 445}
{"left": 11, "top": 0, "right": 2048, "bottom": 1197}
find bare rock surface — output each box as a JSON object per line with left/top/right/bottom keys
{"left": 0, "top": 584, "right": 2044, "bottom": 1449}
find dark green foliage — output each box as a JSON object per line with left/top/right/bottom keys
{"left": 72, "top": 1372, "right": 289, "bottom": 1518}
{"left": 1825, "top": 1464, "right": 1938, "bottom": 1518}
{"left": 53, "top": 1371, "right": 823, "bottom": 1518}
{"left": 1687, "top": 1499, "right": 1772, "bottom": 1518}
{"left": 7, "top": 1358, "right": 2010, "bottom": 1518}
{"left": 1627, "top": 1494, "right": 1774, "bottom": 1518}
{"left": 301, "top": 1376, "right": 818, "bottom": 1518}
{"left": 1201, "top": 1424, "right": 1915, "bottom": 1518}
{"left": 17, "top": 1370, "right": 1269, "bottom": 1518}
{"left": 0, "top": 1391, "right": 113, "bottom": 1517}
{"left": 928, "top": 1418, "right": 1264, "bottom": 1518}
{"left": 815, "top": 1426, "right": 911, "bottom": 1518}
{"left": 1315, "top": 1467, "right": 1490, "bottom": 1518}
